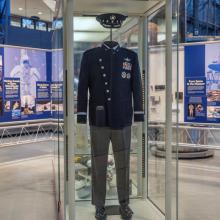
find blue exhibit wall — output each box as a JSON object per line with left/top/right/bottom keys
{"left": 0, "top": 0, "right": 10, "bottom": 26}
{"left": 6, "top": 26, "right": 52, "bottom": 49}
{"left": 185, "top": 45, "right": 205, "bottom": 77}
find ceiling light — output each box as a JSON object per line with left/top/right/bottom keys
{"left": 74, "top": 32, "right": 109, "bottom": 42}
{"left": 38, "top": 12, "right": 43, "bottom": 15}
{"left": 18, "top": 8, "right": 23, "bottom": 11}
{"left": 74, "top": 17, "right": 107, "bottom": 32}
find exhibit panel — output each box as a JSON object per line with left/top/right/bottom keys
{"left": 0, "top": 44, "right": 65, "bottom": 123}
{"left": 0, "top": 45, "right": 53, "bottom": 122}
{"left": 184, "top": 42, "right": 220, "bottom": 123}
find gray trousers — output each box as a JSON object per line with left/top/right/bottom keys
{"left": 90, "top": 126, "right": 131, "bottom": 208}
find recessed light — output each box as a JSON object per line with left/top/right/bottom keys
{"left": 38, "top": 12, "right": 43, "bottom": 15}
{"left": 18, "top": 7, "right": 23, "bottom": 11}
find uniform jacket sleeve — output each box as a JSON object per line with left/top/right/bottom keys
{"left": 132, "top": 53, "right": 144, "bottom": 122}
{"left": 77, "top": 53, "right": 89, "bottom": 124}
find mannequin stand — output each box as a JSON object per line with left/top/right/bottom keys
{"left": 96, "top": 12, "right": 127, "bottom": 216}
{"left": 105, "top": 205, "right": 120, "bottom": 215}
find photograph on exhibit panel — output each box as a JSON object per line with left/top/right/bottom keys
{"left": 36, "top": 100, "right": 51, "bottom": 112}
{"left": 4, "top": 47, "right": 47, "bottom": 110}
{"left": 206, "top": 43, "right": 220, "bottom": 120}
{"left": 0, "top": 97, "right": 3, "bottom": 116}
{"left": 206, "top": 43, "right": 220, "bottom": 96}
{"left": 207, "top": 106, "right": 220, "bottom": 119}
{"left": 4, "top": 100, "right": 10, "bottom": 112}
{"left": 52, "top": 49, "right": 63, "bottom": 81}
{"left": 51, "top": 100, "right": 63, "bottom": 112}
{"left": 0, "top": 55, "right": 3, "bottom": 81}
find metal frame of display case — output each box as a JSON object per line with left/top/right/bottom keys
{"left": 63, "top": 1, "right": 75, "bottom": 220}
{"left": 62, "top": 0, "right": 175, "bottom": 220}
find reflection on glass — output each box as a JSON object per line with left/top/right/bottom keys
{"left": 36, "top": 21, "right": 47, "bottom": 31}
{"left": 21, "top": 18, "right": 34, "bottom": 29}
{"left": 186, "top": 0, "right": 220, "bottom": 39}
{"left": 75, "top": 124, "right": 140, "bottom": 201}
{"left": 11, "top": 20, "right": 21, "bottom": 27}
{"left": 52, "top": 19, "right": 63, "bottom": 30}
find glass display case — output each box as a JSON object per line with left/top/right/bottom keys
{"left": 74, "top": 17, "right": 143, "bottom": 205}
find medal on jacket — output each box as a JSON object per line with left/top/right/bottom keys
{"left": 122, "top": 72, "right": 127, "bottom": 78}
{"left": 123, "top": 61, "right": 132, "bottom": 71}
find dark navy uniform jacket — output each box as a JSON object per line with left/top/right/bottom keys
{"left": 77, "top": 41, "right": 144, "bottom": 129}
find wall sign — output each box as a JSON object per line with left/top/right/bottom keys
{"left": 185, "top": 43, "right": 220, "bottom": 123}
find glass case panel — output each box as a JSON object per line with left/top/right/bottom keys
{"left": 147, "top": 3, "right": 179, "bottom": 219}
{"left": 147, "top": 7, "right": 166, "bottom": 213}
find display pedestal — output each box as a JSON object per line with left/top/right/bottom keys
{"left": 105, "top": 205, "right": 120, "bottom": 215}
{"left": 151, "top": 144, "right": 214, "bottom": 159}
